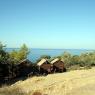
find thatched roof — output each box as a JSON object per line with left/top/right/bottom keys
{"left": 37, "top": 59, "right": 47, "bottom": 66}
{"left": 51, "top": 58, "right": 60, "bottom": 64}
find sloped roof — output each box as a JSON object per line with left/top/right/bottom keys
{"left": 20, "top": 59, "right": 27, "bottom": 63}
{"left": 19, "top": 59, "right": 32, "bottom": 65}
{"left": 37, "top": 59, "right": 47, "bottom": 66}
{"left": 51, "top": 58, "right": 60, "bottom": 64}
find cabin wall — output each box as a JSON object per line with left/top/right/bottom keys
{"left": 18, "top": 64, "right": 33, "bottom": 77}
{"left": 41, "top": 64, "right": 51, "bottom": 72}
{"left": 38, "top": 63, "right": 52, "bottom": 75}
{"left": 52, "top": 61, "right": 65, "bottom": 72}
{"left": 54, "top": 61, "right": 64, "bottom": 69}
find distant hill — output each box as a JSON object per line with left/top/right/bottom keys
{"left": 1, "top": 68, "right": 95, "bottom": 95}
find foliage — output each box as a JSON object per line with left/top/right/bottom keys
{"left": 60, "top": 51, "right": 95, "bottom": 70}
{"left": 0, "top": 42, "right": 95, "bottom": 70}
{"left": 40, "top": 55, "right": 51, "bottom": 59}
{"left": 61, "top": 51, "right": 72, "bottom": 67}
{"left": 9, "top": 44, "right": 29, "bottom": 63}
{"left": 0, "top": 42, "right": 9, "bottom": 62}
{"left": 35, "top": 51, "right": 95, "bottom": 70}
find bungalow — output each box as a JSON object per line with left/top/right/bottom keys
{"left": 17, "top": 59, "right": 34, "bottom": 77}
{"left": 37, "top": 59, "right": 52, "bottom": 75}
{"left": 51, "top": 58, "right": 66, "bottom": 73}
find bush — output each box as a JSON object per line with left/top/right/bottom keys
{"left": 67, "top": 65, "right": 82, "bottom": 71}
{"left": 84, "top": 65, "right": 92, "bottom": 70}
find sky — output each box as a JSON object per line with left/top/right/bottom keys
{"left": 0, "top": 0, "right": 95, "bottom": 49}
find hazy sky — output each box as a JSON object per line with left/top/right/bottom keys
{"left": 0, "top": 0, "right": 95, "bottom": 49}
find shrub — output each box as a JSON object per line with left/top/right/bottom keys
{"left": 67, "top": 65, "right": 81, "bottom": 71}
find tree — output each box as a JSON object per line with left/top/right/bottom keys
{"left": 40, "top": 55, "right": 51, "bottom": 59}
{"left": 0, "top": 42, "right": 5, "bottom": 50}
{"left": 71, "top": 55, "right": 80, "bottom": 65}
{"left": 61, "top": 51, "right": 72, "bottom": 68}
{"left": 18, "top": 44, "right": 29, "bottom": 60}
{"left": 0, "top": 42, "right": 9, "bottom": 62}
{"left": 10, "top": 44, "right": 29, "bottom": 63}
{"left": 79, "top": 52, "right": 95, "bottom": 67}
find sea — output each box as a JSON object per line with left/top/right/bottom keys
{"left": 5, "top": 48, "right": 94, "bottom": 63}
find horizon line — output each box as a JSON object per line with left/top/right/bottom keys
{"left": 5, "top": 47, "right": 95, "bottom": 50}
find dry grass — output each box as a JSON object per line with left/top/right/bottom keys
{"left": 1, "top": 68, "right": 95, "bottom": 95}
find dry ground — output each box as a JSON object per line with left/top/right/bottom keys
{"left": 1, "top": 68, "right": 95, "bottom": 95}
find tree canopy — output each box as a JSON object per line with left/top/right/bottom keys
{"left": 9, "top": 44, "right": 30, "bottom": 63}
{"left": 0, "top": 42, "right": 9, "bottom": 62}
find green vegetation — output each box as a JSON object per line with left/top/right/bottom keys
{"left": 0, "top": 42, "right": 9, "bottom": 62}
{"left": 9, "top": 44, "right": 30, "bottom": 64}
{"left": 1, "top": 42, "right": 95, "bottom": 95}
{"left": 0, "top": 42, "right": 29, "bottom": 64}
{"left": 35, "top": 51, "right": 95, "bottom": 70}
{"left": 0, "top": 42, "right": 95, "bottom": 69}
{"left": 59, "top": 51, "right": 95, "bottom": 70}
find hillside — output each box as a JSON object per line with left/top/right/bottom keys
{"left": 1, "top": 68, "right": 95, "bottom": 95}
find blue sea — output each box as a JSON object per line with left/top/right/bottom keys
{"left": 5, "top": 48, "right": 94, "bottom": 62}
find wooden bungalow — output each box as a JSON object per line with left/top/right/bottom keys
{"left": 17, "top": 59, "right": 34, "bottom": 77}
{"left": 37, "top": 59, "right": 52, "bottom": 75}
{"left": 51, "top": 58, "right": 66, "bottom": 73}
